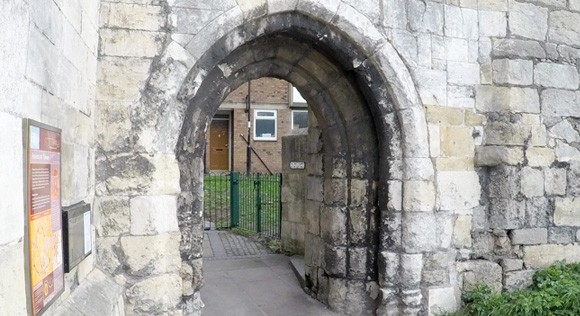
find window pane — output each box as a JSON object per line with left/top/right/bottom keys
{"left": 292, "top": 111, "right": 308, "bottom": 129}
{"left": 256, "top": 120, "right": 276, "bottom": 138}
{"left": 256, "top": 111, "right": 275, "bottom": 117}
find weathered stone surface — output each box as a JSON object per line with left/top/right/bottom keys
{"left": 526, "top": 197, "right": 551, "bottom": 227}
{"left": 549, "top": 120, "right": 580, "bottom": 143}
{"left": 448, "top": 62, "right": 480, "bottom": 85}
{"left": 403, "top": 181, "right": 436, "bottom": 212}
{"left": 508, "top": 2, "right": 548, "bottom": 41}
{"left": 415, "top": 69, "right": 447, "bottom": 106}
{"left": 554, "top": 197, "right": 580, "bottom": 226}
{"left": 437, "top": 171, "right": 480, "bottom": 212}
{"left": 99, "top": 29, "right": 163, "bottom": 58}
{"left": 504, "top": 270, "right": 534, "bottom": 291}
{"left": 478, "top": 11, "right": 506, "bottom": 37}
{"left": 489, "top": 198, "right": 526, "bottom": 229}
{"left": 549, "top": 11, "right": 580, "bottom": 45}
{"left": 492, "top": 59, "right": 533, "bottom": 85}
{"left": 457, "top": 260, "right": 502, "bottom": 292}
{"left": 401, "top": 253, "right": 423, "bottom": 287}
{"left": 453, "top": 215, "right": 473, "bottom": 248}
{"left": 526, "top": 147, "right": 555, "bottom": 167}
{"left": 475, "top": 86, "right": 539, "bottom": 113}
{"left": 126, "top": 274, "right": 182, "bottom": 314}
{"left": 524, "top": 244, "right": 580, "bottom": 268}
{"left": 101, "top": 3, "right": 165, "bottom": 31}
{"left": 501, "top": 258, "right": 523, "bottom": 272}
{"left": 541, "top": 89, "right": 580, "bottom": 117}
{"left": 320, "top": 206, "right": 347, "bottom": 245}
{"left": 534, "top": 62, "right": 579, "bottom": 90}
{"left": 509, "top": 228, "right": 547, "bottom": 245}
{"left": 428, "top": 287, "right": 458, "bottom": 315}
{"left": 0, "top": 113, "right": 23, "bottom": 245}
{"left": 548, "top": 227, "right": 576, "bottom": 244}
{"left": 407, "top": 0, "right": 443, "bottom": 35}
{"left": 440, "top": 126, "right": 474, "bottom": 157}
{"left": 130, "top": 195, "right": 179, "bottom": 235}
{"left": 521, "top": 167, "right": 544, "bottom": 198}
{"left": 444, "top": 6, "right": 478, "bottom": 39}
{"left": 120, "top": 233, "right": 181, "bottom": 276}
{"left": 402, "top": 212, "right": 453, "bottom": 252}
{"left": 0, "top": 243, "right": 26, "bottom": 315}
{"left": 492, "top": 38, "right": 546, "bottom": 59}
{"left": 475, "top": 146, "right": 523, "bottom": 166}
{"left": 95, "top": 196, "right": 130, "bottom": 237}
{"left": 545, "top": 168, "right": 567, "bottom": 196}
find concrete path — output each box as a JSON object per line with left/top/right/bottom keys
{"left": 201, "top": 231, "right": 338, "bottom": 316}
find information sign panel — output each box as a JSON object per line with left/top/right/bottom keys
{"left": 23, "top": 119, "right": 64, "bottom": 316}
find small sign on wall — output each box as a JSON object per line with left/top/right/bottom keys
{"left": 23, "top": 119, "right": 64, "bottom": 316}
{"left": 290, "top": 161, "right": 305, "bottom": 170}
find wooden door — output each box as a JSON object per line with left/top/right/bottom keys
{"left": 209, "top": 120, "right": 230, "bottom": 171}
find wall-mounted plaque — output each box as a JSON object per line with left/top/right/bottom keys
{"left": 290, "top": 161, "right": 305, "bottom": 170}
{"left": 62, "top": 202, "right": 92, "bottom": 273}
{"left": 23, "top": 119, "right": 64, "bottom": 316}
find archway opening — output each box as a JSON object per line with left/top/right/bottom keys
{"left": 175, "top": 13, "right": 404, "bottom": 315}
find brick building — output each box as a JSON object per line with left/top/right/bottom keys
{"left": 205, "top": 77, "right": 308, "bottom": 173}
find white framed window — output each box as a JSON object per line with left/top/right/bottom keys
{"left": 253, "top": 110, "right": 277, "bottom": 141}
{"left": 291, "top": 110, "right": 308, "bottom": 130}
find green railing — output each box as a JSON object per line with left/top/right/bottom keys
{"left": 204, "top": 172, "right": 281, "bottom": 238}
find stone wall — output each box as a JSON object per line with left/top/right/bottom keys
{"left": 0, "top": 0, "right": 103, "bottom": 314}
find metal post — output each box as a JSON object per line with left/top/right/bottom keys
{"left": 245, "top": 81, "right": 252, "bottom": 175}
{"left": 255, "top": 174, "right": 262, "bottom": 234}
{"left": 230, "top": 172, "right": 239, "bottom": 228}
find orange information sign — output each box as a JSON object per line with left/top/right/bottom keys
{"left": 24, "top": 120, "right": 64, "bottom": 316}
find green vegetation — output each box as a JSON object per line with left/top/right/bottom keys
{"left": 445, "top": 262, "right": 580, "bottom": 316}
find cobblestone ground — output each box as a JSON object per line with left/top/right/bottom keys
{"left": 203, "top": 230, "right": 270, "bottom": 259}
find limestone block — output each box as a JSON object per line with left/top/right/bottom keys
{"left": 549, "top": 11, "right": 580, "bottom": 45}
{"left": 267, "top": 0, "right": 299, "bottom": 14}
{"left": 120, "top": 233, "right": 181, "bottom": 276}
{"left": 171, "top": 8, "right": 222, "bottom": 34}
{"left": 509, "top": 228, "right": 547, "bottom": 245}
{"left": 535, "top": 62, "right": 579, "bottom": 90}
{"left": 99, "top": 29, "right": 163, "bottom": 58}
{"left": 399, "top": 254, "right": 423, "bottom": 288}
{"left": 95, "top": 196, "right": 130, "bottom": 237}
{"left": 402, "top": 212, "right": 453, "bottom": 252}
{"left": 0, "top": 113, "right": 23, "bottom": 245}
{"left": 453, "top": 215, "right": 472, "bottom": 248}
{"left": 426, "top": 106, "right": 463, "bottom": 125}
{"left": 572, "top": 0, "right": 580, "bottom": 11}
{"left": 427, "top": 287, "right": 458, "bottom": 316}
{"left": 447, "top": 62, "right": 480, "bottom": 85}
{"left": 403, "top": 181, "right": 435, "bottom": 212}
{"left": 332, "top": 2, "right": 385, "bottom": 53}
{"left": 320, "top": 206, "right": 347, "bottom": 245}
{"left": 524, "top": 244, "right": 580, "bottom": 268}
{"left": 0, "top": 243, "right": 27, "bottom": 315}
{"left": 521, "top": 167, "right": 544, "bottom": 198}
{"left": 447, "top": 85, "right": 475, "bottom": 108}
{"left": 436, "top": 157, "right": 475, "bottom": 171}
{"left": 526, "top": 147, "right": 555, "bottom": 167}
{"left": 383, "top": 0, "right": 407, "bottom": 29}
{"left": 399, "top": 107, "right": 431, "bottom": 158}
{"left": 479, "top": 0, "right": 508, "bottom": 11}
{"left": 387, "top": 180, "right": 403, "bottom": 211}
{"left": 407, "top": 0, "right": 444, "bottom": 35}
{"left": 555, "top": 197, "right": 580, "bottom": 226}
{"left": 428, "top": 124, "right": 441, "bottom": 158}
{"left": 478, "top": 11, "right": 506, "bottom": 37}
{"left": 489, "top": 198, "right": 526, "bottom": 229}
{"left": 475, "top": 146, "right": 523, "bottom": 166}
{"left": 501, "top": 258, "right": 523, "bottom": 272}
{"left": 348, "top": 247, "right": 367, "bottom": 278}
{"left": 508, "top": 2, "right": 548, "bottom": 41}
{"left": 168, "top": 0, "right": 236, "bottom": 10}
{"left": 504, "top": 270, "right": 534, "bottom": 292}
{"left": 148, "top": 154, "right": 181, "bottom": 195}
{"left": 403, "top": 158, "right": 434, "bottom": 181}
{"left": 526, "top": 197, "right": 551, "bottom": 228}
{"left": 96, "top": 237, "right": 121, "bottom": 275}
{"left": 415, "top": 69, "right": 447, "bottom": 106}
{"left": 444, "top": 6, "right": 478, "bottom": 39}
{"left": 541, "top": 89, "right": 580, "bottom": 117}
{"left": 440, "top": 126, "right": 474, "bottom": 157}
{"left": 484, "top": 121, "right": 531, "bottom": 146}
{"left": 324, "top": 178, "right": 347, "bottom": 206}
{"left": 437, "top": 171, "right": 480, "bottom": 212}
{"left": 457, "top": 260, "right": 502, "bottom": 292}
{"left": 488, "top": 165, "right": 520, "bottom": 199}
{"left": 544, "top": 168, "right": 566, "bottom": 196}
{"left": 323, "top": 246, "right": 347, "bottom": 276}
{"left": 305, "top": 200, "right": 321, "bottom": 234}
{"left": 101, "top": 3, "right": 164, "bottom": 31}
{"left": 306, "top": 176, "right": 323, "bottom": 202}
{"left": 130, "top": 195, "right": 179, "bottom": 235}
{"left": 492, "top": 38, "right": 546, "bottom": 59}
{"left": 492, "top": 59, "right": 533, "bottom": 85}
{"left": 548, "top": 227, "right": 576, "bottom": 244}
{"left": 475, "top": 86, "right": 540, "bottom": 113}
{"left": 97, "top": 57, "right": 152, "bottom": 101}
{"left": 549, "top": 120, "right": 580, "bottom": 143}
{"left": 126, "top": 274, "right": 182, "bottom": 314}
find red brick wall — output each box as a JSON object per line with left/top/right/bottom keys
{"left": 226, "top": 77, "right": 289, "bottom": 104}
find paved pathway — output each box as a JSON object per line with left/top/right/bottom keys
{"left": 201, "top": 231, "right": 338, "bottom": 315}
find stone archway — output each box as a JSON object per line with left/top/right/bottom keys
{"left": 172, "top": 9, "right": 432, "bottom": 316}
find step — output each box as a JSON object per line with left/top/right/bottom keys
{"left": 289, "top": 255, "right": 306, "bottom": 288}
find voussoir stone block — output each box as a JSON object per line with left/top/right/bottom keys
{"left": 130, "top": 195, "right": 179, "bottom": 235}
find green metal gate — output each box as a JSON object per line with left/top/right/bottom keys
{"left": 203, "top": 172, "right": 282, "bottom": 238}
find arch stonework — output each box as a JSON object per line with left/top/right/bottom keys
{"left": 95, "top": 1, "right": 445, "bottom": 315}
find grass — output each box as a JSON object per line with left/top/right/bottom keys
{"left": 443, "top": 262, "right": 580, "bottom": 316}
{"left": 204, "top": 173, "right": 281, "bottom": 238}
